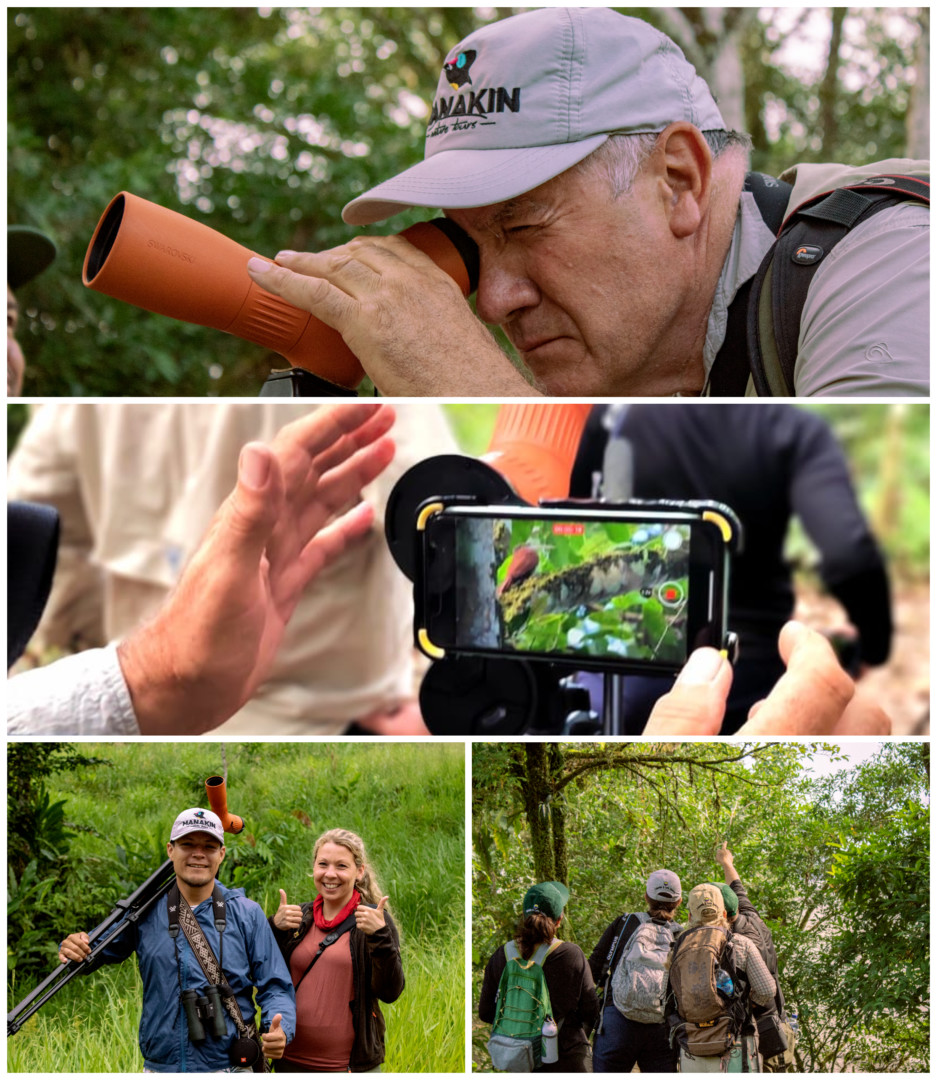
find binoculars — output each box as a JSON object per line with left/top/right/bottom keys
{"left": 83, "top": 192, "right": 479, "bottom": 391}
{"left": 180, "top": 985, "right": 227, "bottom": 1042}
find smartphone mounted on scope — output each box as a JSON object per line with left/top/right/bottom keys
{"left": 415, "top": 499, "right": 739, "bottom": 676}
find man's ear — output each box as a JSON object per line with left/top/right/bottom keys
{"left": 654, "top": 122, "right": 712, "bottom": 239}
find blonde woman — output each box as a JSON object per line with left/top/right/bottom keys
{"left": 270, "top": 829, "right": 404, "bottom": 1072}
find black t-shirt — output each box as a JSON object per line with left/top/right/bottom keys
{"left": 571, "top": 404, "right": 891, "bottom": 664}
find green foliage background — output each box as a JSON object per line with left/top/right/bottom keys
{"left": 8, "top": 7, "right": 925, "bottom": 395}
{"left": 472, "top": 742, "right": 929, "bottom": 1073}
{"left": 7, "top": 741, "right": 465, "bottom": 1073}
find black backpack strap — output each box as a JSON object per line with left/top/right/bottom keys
{"left": 608, "top": 913, "right": 642, "bottom": 971}
{"left": 748, "top": 174, "right": 929, "bottom": 396}
{"left": 293, "top": 911, "right": 357, "bottom": 993}
{"left": 708, "top": 174, "right": 791, "bottom": 396}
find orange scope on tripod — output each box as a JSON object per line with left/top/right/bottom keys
{"left": 205, "top": 775, "right": 244, "bottom": 834}
{"left": 482, "top": 404, "right": 593, "bottom": 504}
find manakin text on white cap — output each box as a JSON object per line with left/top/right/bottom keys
{"left": 170, "top": 808, "right": 225, "bottom": 843}
{"left": 343, "top": 7, "right": 726, "bottom": 225}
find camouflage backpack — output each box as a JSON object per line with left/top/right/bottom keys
{"left": 667, "top": 925, "right": 748, "bottom": 1058}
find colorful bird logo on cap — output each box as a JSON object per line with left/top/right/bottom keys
{"left": 444, "top": 49, "right": 477, "bottom": 89}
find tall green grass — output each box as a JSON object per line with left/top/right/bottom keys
{"left": 8, "top": 741, "right": 465, "bottom": 1073}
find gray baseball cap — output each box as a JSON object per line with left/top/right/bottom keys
{"left": 646, "top": 869, "right": 682, "bottom": 902}
{"left": 343, "top": 7, "right": 726, "bottom": 225}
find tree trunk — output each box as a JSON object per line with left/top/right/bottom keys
{"left": 906, "top": 9, "right": 929, "bottom": 157}
{"left": 548, "top": 744, "right": 568, "bottom": 886}
{"left": 869, "top": 404, "right": 906, "bottom": 555}
{"left": 523, "top": 744, "right": 556, "bottom": 882}
{"left": 819, "top": 8, "right": 846, "bottom": 157}
{"left": 658, "top": 8, "right": 756, "bottom": 134}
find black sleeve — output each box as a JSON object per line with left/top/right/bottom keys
{"left": 478, "top": 947, "right": 506, "bottom": 1024}
{"left": 267, "top": 901, "right": 314, "bottom": 960}
{"left": 588, "top": 918, "right": 623, "bottom": 983}
{"left": 785, "top": 411, "right": 892, "bottom": 662}
{"left": 729, "top": 878, "right": 758, "bottom": 918}
{"left": 569, "top": 405, "right": 611, "bottom": 498}
{"left": 366, "top": 911, "right": 405, "bottom": 1004}
{"left": 575, "top": 950, "right": 600, "bottom": 1031}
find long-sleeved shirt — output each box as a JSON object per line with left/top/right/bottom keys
{"left": 8, "top": 644, "right": 139, "bottom": 735}
{"left": 85, "top": 879, "right": 296, "bottom": 1072}
{"left": 727, "top": 932, "right": 777, "bottom": 1009}
{"left": 730, "top": 877, "right": 786, "bottom": 1018}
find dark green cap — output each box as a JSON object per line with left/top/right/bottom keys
{"left": 8, "top": 225, "right": 57, "bottom": 290}
{"left": 712, "top": 882, "right": 739, "bottom": 917}
{"left": 523, "top": 881, "right": 569, "bottom": 919}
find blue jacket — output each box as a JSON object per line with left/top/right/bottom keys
{"left": 89, "top": 880, "right": 296, "bottom": 1072}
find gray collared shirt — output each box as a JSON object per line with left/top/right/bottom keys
{"left": 706, "top": 192, "right": 928, "bottom": 397}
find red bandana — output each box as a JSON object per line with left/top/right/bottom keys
{"left": 313, "top": 888, "right": 361, "bottom": 930}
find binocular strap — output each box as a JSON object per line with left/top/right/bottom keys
{"left": 169, "top": 885, "right": 270, "bottom": 1072}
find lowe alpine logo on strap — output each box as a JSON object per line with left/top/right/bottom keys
{"left": 792, "top": 245, "right": 824, "bottom": 265}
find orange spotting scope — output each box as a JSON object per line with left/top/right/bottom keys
{"left": 482, "top": 403, "right": 594, "bottom": 504}
{"left": 82, "top": 192, "right": 479, "bottom": 389}
{"left": 205, "top": 775, "right": 244, "bottom": 834}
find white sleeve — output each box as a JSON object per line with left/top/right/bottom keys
{"left": 794, "top": 202, "right": 928, "bottom": 397}
{"left": 7, "top": 644, "right": 140, "bottom": 735}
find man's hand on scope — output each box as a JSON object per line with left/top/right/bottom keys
{"left": 644, "top": 620, "right": 892, "bottom": 736}
{"left": 58, "top": 932, "right": 91, "bottom": 965}
{"left": 246, "top": 239, "right": 535, "bottom": 397}
{"left": 273, "top": 889, "right": 304, "bottom": 932}
{"left": 117, "top": 404, "right": 396, "bottom": 736}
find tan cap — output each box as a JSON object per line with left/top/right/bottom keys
{"left": 688, "top": 883, "right": 725, "bottom": 923}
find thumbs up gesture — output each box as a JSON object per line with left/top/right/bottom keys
{"left": 261, "top": 1013, "right": 287, "bottom": 1059}
{"left": 273, "top": 889, "right": 304, "bottom": 931}
{"left": 354, "top": 895, "right": 389, "bottom": 935}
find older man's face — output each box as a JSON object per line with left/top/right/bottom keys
{"left": 445, "top": 162, "right": 696, "bottom": 396}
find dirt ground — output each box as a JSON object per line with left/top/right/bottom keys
{"left": 794, "top": 580, "right": 929, "bottom": 735}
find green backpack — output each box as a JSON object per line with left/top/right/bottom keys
{"left": 487, "top": 940, "right": 559, "bottom": 1071}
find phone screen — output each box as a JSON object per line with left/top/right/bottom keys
{"left": 422, "top": 507, "right": 725, "bottom": 668}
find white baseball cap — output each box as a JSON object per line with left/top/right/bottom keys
{"left": 170, "top": 808, "right": 225, "bottom": 844}
{"left": 343, "top": 7, "right": 726, "bottom": 225}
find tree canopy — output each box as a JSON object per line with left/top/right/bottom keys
{"left": 8, "top": 7, "right": 928, "bottom": 395}
{"left": 472, "top": 741, "right": 929, "bottom": 1072}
